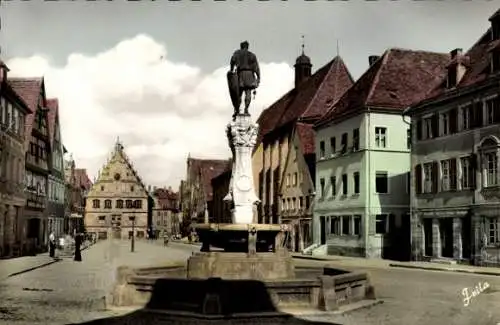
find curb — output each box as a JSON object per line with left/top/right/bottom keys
{"left": 389, "top": 263, "right": 500, "bottom": 276}
{"left": 8, "top": 258, "right": 62, "bottom": 278}
{"left": 292, "top": 255, "right": 340, "bottom": 262}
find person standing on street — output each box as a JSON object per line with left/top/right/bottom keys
{"left": 49, "top": 230, "right": 56, "bottom": 258}
{"left": 74, "top": 232, "right": 82, "bottom": 262}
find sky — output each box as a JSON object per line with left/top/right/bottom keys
{"left": 1, "top": 1, "right": 498, "bottom": 189}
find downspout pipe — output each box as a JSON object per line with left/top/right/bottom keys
{"left": 401, "top": 109, "right": 414, "bottom": 261}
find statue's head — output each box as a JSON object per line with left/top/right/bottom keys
{"left": 240, "top": 41, "right": 249, "bottom": 50}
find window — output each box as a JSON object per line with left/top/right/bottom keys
{"left": 100, "top": 185, "right": 104, "bottom": 191}
{"left": 292, "top": 172, "right": 298, "bottom": 186}
{"left": 92, "top": 199, "right": 100, "bottom": 209}
{"left": 486, "top": 97, "right": 500, "bottom": 125}
{"left": 330, "top": 137, "right": 336, "bottom": 155}
{"left": 286, "top": 174, "right": 290, "bottom": 187}
{"left": 330, "top": 216, "right": 340, "bottom": 235}
{"left": 281, "top": 199, "right": 286, "bottom": 212}
{"left": 488, "top": 218, "right": 500, "bottom": 245}
{"left": 319, "top": 178, "right": 325, "bottom": 198}
{"left": 286, "top": 198, "right": 290, "bottom": 211}
{"left": 98, "top": 216, "right": 105, "bottom": 221}
{"left": 407, "top": 129, "right": 411, "bottom": 149}
{"left": 375, "top": 127, "right": 386, "bottom": 148}
{"left": 485, "top": 152, "right": 498, "bottom": 187}
{"left": 134, "top": 200, "right": 143, "bottom": 209}
{"left": 126, "top": 200, "right": 133, "bottom": 208}
{"left": 342, "top": 216, "right": 350, "bottom": 235}
{"left": 460, "top": 157, "right": 474, "bottom": 189}
{"left": 299, "top": 196, "right": 303, "bottom": 209}
{"left": 375, "top": 214, "right": 387, "bottom": 234}
{"left": 375, "top": 172, "right": 388, "bottom": 194}
{"left": 441, "top": 160, "right": 450, "bottom": 191}
{"left": 353, "top": 172, "right": 360, "bottom": 194}
{"left": 330, "top": 176, "right": 336, "bottom": 197}
{"left": 353, "top": 215, "right": 361, "bottom": 236}
{"left": 292, "top": 197, "right": 297, "bottom": 210}
{"left": 352, "top": 128, "right": 359, "bottom": 151}
{"left": 129, "top": 216, "right": 136, "bottom": 221}
{"left": 116, "top": 200, "right": 124, "bottom": 209}
{"left": 423, "top": 163, "right": 434, "bottom": 193}
{"left": 441, "top": 112, "right": 450, "bottom": 136}
{"left": 104, "top": 199, "right": 112, "bottom": 209}
{"left": 130, "top": 186, "right": 135, "bottom": 192}
{"left": 319, "top": 141, "right": 325, "bottom": 158}
{"left": 424, "top": 118, "right": 433, "bottom": 139}
{"left": 341, "top": 133, "right": 348, "bottom": 153}
{"left": 342, "top": 174, "right": 348, "bottom": 195}
{"left": 461, "top": 105, "right": 471, "bottom": 130}
{"left": 305, "top": 196, "right": 310, "bottom": 209}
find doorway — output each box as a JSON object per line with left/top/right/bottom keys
{"left": 423, "top": 218, "right": 433, "bottom": 256}
{"left": 462, "top": 215, "right": 471, "bottom": 259}
{"left": 440, "top": 218, "right": 454, "bottom": 258}
{"left": 320, "top": 216, "right": 326, "bottom": 245}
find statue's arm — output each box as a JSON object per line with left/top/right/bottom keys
{"left": 230, "top": 52, "right": 237, "bottom": 72}
{"left": 254, "top": 57, "right": 261, "bottom": 83}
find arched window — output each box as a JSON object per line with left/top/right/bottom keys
{"left": 104, "top": 199, "right": 112, "bottom": 209}
{"left": 134, "top": 200, "right": 142, "bottom": 209}
{"left": 125, "top": 200, "right": 133, "bottom": 209}
{"left": 116, "top": 200, "right": 124, "bottom": 209}
{"left": 92, "top": 199, "right": 100, "bottom": 209}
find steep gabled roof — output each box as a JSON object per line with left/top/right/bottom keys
{"left": 74, "top": 168, "right": 92, "bottom": 191}
{"left": 8, "top": 77, "right": 45, "bottom": 150}
{"left": 256, "top": 56, "right": 353, "bottom": 145}
{"left": 46, "top": 98, "right": 59, "bottom": 146}
{"left": 187, "top": 157, "right": 231, "bottom": 201}
{"left": 315, "top": 48, "right": 449, "bottom": 128}
{"left": 295, "top": 122, "right": 315, "bottom": 155}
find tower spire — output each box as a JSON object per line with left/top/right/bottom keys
{"left": 301, "top": 35, "right": 305, "bottom": 55}
{"left": 336, "top": 39, "right": 340, "bottom": 56}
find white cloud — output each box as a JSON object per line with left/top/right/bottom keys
{"left": 7, "top": 34, "right": 294, "bottom": 187}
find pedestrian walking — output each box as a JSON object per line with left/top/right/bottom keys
{"left": 49, "top": 231, "right": 56, "bottom": 258}
{"left": 74, "top": 232, "right": 82, "bottom": 262}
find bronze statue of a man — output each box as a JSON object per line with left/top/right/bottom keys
{"left": 228, "top": 41, "right": 261, "bottom": 118}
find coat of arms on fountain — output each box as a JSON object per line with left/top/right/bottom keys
{"left": 226, "top": 120, "right": 259, "bottom": 148}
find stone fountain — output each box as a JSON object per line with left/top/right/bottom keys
{"left": 110, "top": 42, "right": 378, "bottom": 322}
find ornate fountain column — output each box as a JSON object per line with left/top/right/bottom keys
{"left": 223, "top": 115, "right": 260, "bottom": 224}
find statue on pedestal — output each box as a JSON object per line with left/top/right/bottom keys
{"left": 224, "top": 41, "right": 261, "bottom": 225}
{"left": 227, "top": 41, "right": 261, "bottom": 119}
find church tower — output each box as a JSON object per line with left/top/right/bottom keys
{"left": 294, "top": 36, "right": 312, "bottom": 88}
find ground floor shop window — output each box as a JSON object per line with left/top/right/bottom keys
{"left": 330, "top": 217, "right": 340, "bottom": 235}
{"left": 353, "top": 215, "right": 361, "bottom": 236}
{"left": 342, "top": 216, "right": 350, "bottom": 235}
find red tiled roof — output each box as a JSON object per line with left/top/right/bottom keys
{"left": 315, "top": 48, "right": 449, "bottom": 128}
{"left": 74, "top": 168, "right": 92, "bottom": 191}
{"left": 187, "top": 157, "right": 231, "bottom": 201}
{"left": 46, "top": 98, "right": 59, "bottom": 146}
{"left": 8, "top": 77, "right": 44, "bottom": 150}
{"left": 415, "top": 27, "right": 495, "bottom": 107}
{"left": 295, "top": 122, "right": 315, "bottom": 155}
{"left": 153, "top": 188, "right": 179, "bottom": 210}
{"left": 256, "top": 56, "right": 353, "bottom": 145}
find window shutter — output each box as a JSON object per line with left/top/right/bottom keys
{"left": 494, "top": 98, "right": 500, "bottom": 123}
{"left": 475, "top": 101, "right": 483, "bottom": 128}
{"left": 415, "top": 164, "right": 422, "bottom": 194}
{"left": 431, "top": 114, "right": 439, "bottom": 138}
{"left": 432, "top": 161, "right": 439, "bottom": 193}
{"left": 416, "top": 120, "right": 423, "bottom": 140}
{"left": 450, "top": 159, "right": 457, "bottom": 190}
{"left": 449, "top": 108, "right": 458, "bottom": 133}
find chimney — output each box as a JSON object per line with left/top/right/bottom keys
{"left": 368, "top": 56, "right": 380, "bottom": 66}
{"left": 0, "top": 61, "right": 8, "bottom": 83}
{"left": 490, "top": 9, "right": 500, "bottom": 40}
{"left": 447, "top": 48, "right": 466, "bottom": 88}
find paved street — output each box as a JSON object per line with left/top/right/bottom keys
{"left": 1, "top": 241, "right": 500, "bottom": 325}
{"left": 0, "top": 240, "right": 199, "bottom": 325}
{"left": 295, "top": 259, "right": 500, "bottom": 325}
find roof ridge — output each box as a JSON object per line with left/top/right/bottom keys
{"left": 365, "top": 49, "right": 391, "bottom": 105}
